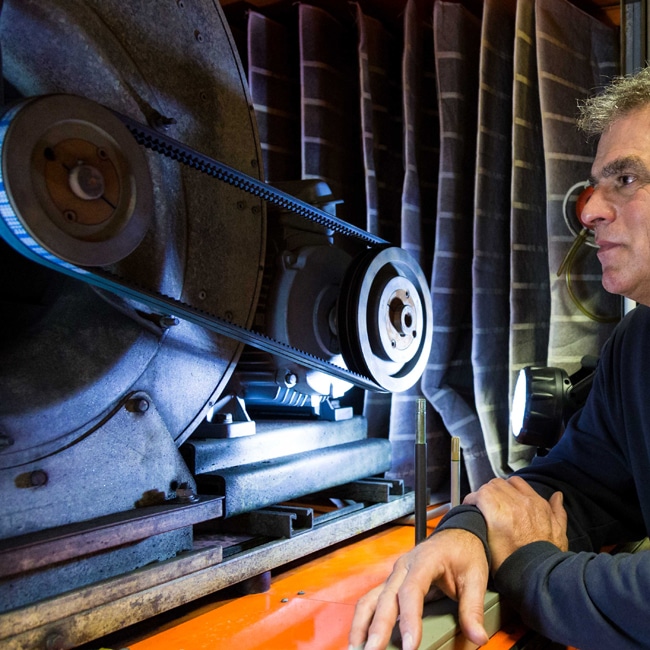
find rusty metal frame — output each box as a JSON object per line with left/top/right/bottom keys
{"left": 0, "top": 495, "right": 223, "bottom": 579}
{"left": 0, "top": 492, "right": 414, "bottom": 650}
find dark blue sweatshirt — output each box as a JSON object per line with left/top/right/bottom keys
{"left": 437, "top": 304, "right": 650, "bottom": 649}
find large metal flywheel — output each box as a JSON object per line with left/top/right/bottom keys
{"left": 0, "top": 0, "right": 266, "bottom": 468}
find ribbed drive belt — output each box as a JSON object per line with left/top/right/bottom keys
{"left": 0, "top": 101, "right": 387, "bottom": 392}
{"left": 117, "top": 113, "right": 387, "bottom": 247}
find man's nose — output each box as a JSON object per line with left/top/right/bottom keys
{"left": 579, "top": 185, "right": 615, "bottom": 229}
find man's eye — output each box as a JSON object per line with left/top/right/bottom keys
{"left": 619, "top": 174, "right": 636, "bottom": 185}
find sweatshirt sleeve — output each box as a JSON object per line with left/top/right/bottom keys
{"left": 493, "top": 542, "right": 650, "bottom": 650}
{"left": 432, "top": 504, "right": 491, "bottom": 565}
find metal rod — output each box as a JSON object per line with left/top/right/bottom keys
{"left": 395, "top": 501, "right": 450, "bottom": 526}
{"left": 415, "top": 398, "right": 428, "bottom": 544}
{"left": 451, "top": 436, "right": 461, "bottom": 507}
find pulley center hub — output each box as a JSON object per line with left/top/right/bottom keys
{"left": 378, "top": 276, "right": 421, "bottom": 363}
{"left": 41, "top": 138, "right": 120, "bottom": 227}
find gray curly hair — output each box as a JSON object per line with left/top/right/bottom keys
{"left": 577, "top": 67, "right": 650, "bottom": 136}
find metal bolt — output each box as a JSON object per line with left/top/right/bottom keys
{"left": 284, "top": 371, "right": 297, "bottom": 388}
{"left": 198, "top": 290, "right": 207, "bottom": 300}
{"left": 29, "top": 470, "right": 48, "bottom": 487}
{"left": 176, "top": 481, "right": 199, "bottom": 503}
{"left": 159, "top": 315, "right": 179, "bottom": 328}
{"left": 150, "top": 111, "right": 177, "bottom": 133}
{"left": 127, "top": 398, "right": 149, "bottom": 413}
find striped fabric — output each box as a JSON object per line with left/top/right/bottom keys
{"left": 246, "top": 10, "right": 300, "bottom": 182}
{"left": 417, "top": 14, "right": 439, "bottom": 281}
{"left": 400, "top": 0, "right": 426, "bottom": 270}
{"left": 508, "top": 0, "right": 548, "bottom": 471}
{"left": 422, "top": 1, "right": 495, "bottom": 490}
{"left": 354, "top": 2, "right": 396, "bottom": 445}
{"left": 536, "top": 0, "right": 620, "bottom": 369}
{"left": 353, "top": 3, "right": 402, "bottom": 242}
{"left": 386, "top": 0, "right": 450, "bottom": 500}
{"left": 298, "top": 3, "right": 365, "bottom": 227}
{"left": 227, "top": 0, "right": 620, "bottom": 494}
{"left": 472, "top": 0, "right": 517, "bottom": 478}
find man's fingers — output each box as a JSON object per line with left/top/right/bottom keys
{"left": 549, "top": 490, "right": 569, "bottom": 551}
{"left": 507, "top": 475, "right": 540, "bottom": 496}
{"left": 424, "top": 584, "right": 446, "bottom": 603}
{"left": 361, "top": 566, "right": 411, "bottom": 650}
{"left": 549, "top": 491, "right": 567, "bottom": 535}
{"left": 348, "top": 583, "right": 383, "bottom": 647}
{"left": 549, "top": 490, "right": 565, "bottom": 517}
{"left": 395, "top": 574, "right": 432, "bottom": 650}
{"left": 456, "top": 569, "right": 490, "bottom": 646}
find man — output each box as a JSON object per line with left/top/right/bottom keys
{"left": 349, "top": 66, "right": 650, "bottom": 650}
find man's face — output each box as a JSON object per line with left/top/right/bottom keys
{"left": 582, "top": 105, "right": 650, "bottom": 306}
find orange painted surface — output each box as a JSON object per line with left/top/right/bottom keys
{"left": 128, "top": 517, "right": 532, "bottom": 650}
{"left": 130, "top": 525, "right": 418, "bottom": 650}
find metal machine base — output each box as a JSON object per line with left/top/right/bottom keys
{"left": 0, "top": 489, "right": 414, "bottom": 650}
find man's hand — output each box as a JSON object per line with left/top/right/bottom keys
{"left": 463, "top": 476, "right": 568, "bottom": 573}
{"left": 348, "top": 528, "right": 490, "bottom": 650}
